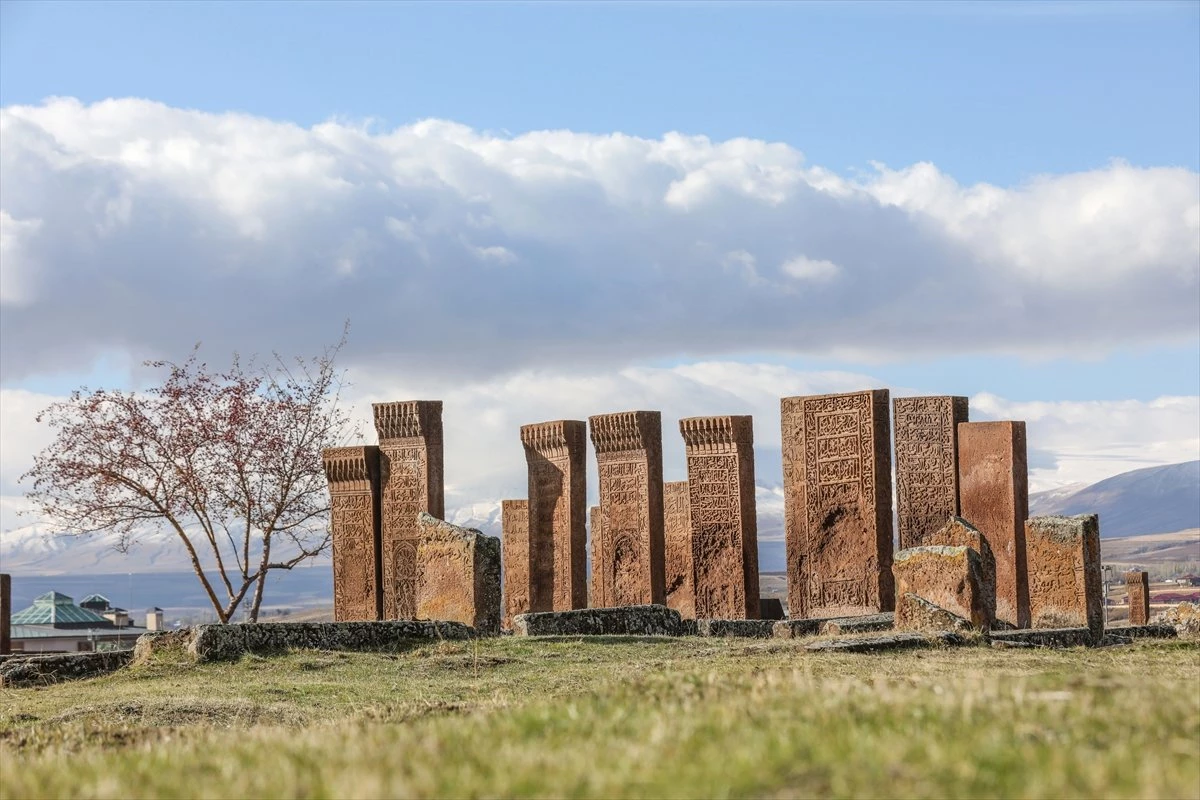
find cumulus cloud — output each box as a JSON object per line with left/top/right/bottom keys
{"left": 1, "top": 98, "right": 1197, "bottom": 382}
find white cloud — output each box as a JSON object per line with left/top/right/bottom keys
{"left": 1, "top": 98, "right": 1197, "bottom": 382}
{"left": 781, "top": 255, "right": 841, "bottom": 282}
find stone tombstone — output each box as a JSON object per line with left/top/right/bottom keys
{"left": 958, "top": 421, "right": 1030, "bottom": 628}
{"left": 520, "top": 420, "right": 588, "bottom": 611}
{"left": 1025, "top": 514, "right": 1103, "bottom": 641}
{"left": 1127, "top": 571, "right": 1151, "bottom": 626}
{"left": 415, "top": 513, "right": 501, "bottom": 636}
{"left": 501, "top": 499, "right": 530, "bottom": 631}
{"left": 322, "top": 446, "right": 383, "bottom": 622}
{"left": 589, "top": 411, "right": 666, "bottom": 606}
{"left": 781, "top": 390, "right": 895, "bottom": 619}
{"left": 1, "top": 573, "right": 10, "bottom": 655}
{"left": 926, "top": 516, "right": 997, "bottom": 624}
{"left": 892, "top": 545, "right": 992, "bottom": 631}
{"left": 589, "top": 504, "right": 602, "bottom": 606}
{"left": 894, "top": 396, "right": 969, "bottom": 550}
{"left": 681, "top": 415, "right": 761, "bottom": 620}
{"left": 374, "top": 400, "right": 444, "bottom": 620}
{"left": 663, "top": 481, "right": 694, "bottom": 618}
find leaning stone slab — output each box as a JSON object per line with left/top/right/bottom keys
{"left": 806, "top": 632, "right": 966, "bottom": 653}
{"left": 819, "top": 613, "right": 895, "bottom": 636}
{"left": 512, "top": 605, "right": 683, "bottom": 637}
{"left": 0, "top": 650, "right": 133, "bottom": 688}
{"left": 987, "top": 627, "right": 1094, "bottom": 649}
{"left": 893, "top": 545, "right": 992, "bottom": 631}
{"left": 895, "top": 593, "right": 973, "bottom": 633}
{"left": 415, "top": 512, "right": 502, "bottom": 636}
{"left": 138, "top": 620, "right": 477, "bottom": 663}
{"left": 694, "top": 619, "right": 777, "bottom": 638}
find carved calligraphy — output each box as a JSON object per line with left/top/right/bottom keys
{"left": 323, "top": 446, "right": 382, "bottom": 622}
{"left": 894, "top": 396, "right": 969, "bottom": 550}
{"left": 1025, "top": 514, "right": 1103, "bottom": 641}
{"left": 501, "top": 499, "right": 530, "bottom": 631}
{"left": 521, "top": 420, "right": 587, "bottom": 611}
{"left": 663, "top": 481, "right": 693, "bottom": 618}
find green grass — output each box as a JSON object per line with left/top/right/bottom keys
{"left": 2, "top": 637, "right": 1198, "bottom": 799}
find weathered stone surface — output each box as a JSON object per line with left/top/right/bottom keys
{"left": 958, "top": 421, "right": 1030, "bottom": 628}
{"left": 415, "top": 513, "right": 501, "bottom": 636}
{"left": 819, "top": 613, "right": 895, "bottom": 636}
{"left": 781, "top": 390, "right": 894, "bottom": 619}
{"left": 805, "top": 631, "right": 967, "bottom": 653}
{"left": 987, "top": 627, "right": 1094, "bottom": 648}
{"left": 894, "top": 396, "right": 969, "bottom": 550}
{"left": 589, "top": 411, "right": 666, "bottom": 607}
{"left": 1, "top": 573, "right": 10, "bottom": 655}
{"left": 759, "top": 598, "right": 785, "bottom": 620}
{"left": 0, "top": 650, "right": 133, "bottom": 687}
{"left": 1026, "top": 514, "right": 1103, "bottom": 642}
{"left": 512, "top": 605, "right": 683, "bottom": 637}
{"left": 773, "top": 619, "right": 824, "bottom": 639}
{"left": 893, "top": 545, "right": 992, "bottom": 630}
{"left": 895, "top": 593, "right": 973, "bottom": 633}
{"left": 1113, "top": 624, "right": 1177, "bottom": 639}
{"left": 924, "top": 517, "right": 997, "bottom": 625}
{"left": 588, "top": 504, "right": 601, "bottom": 606}
{"left": 694, "top": 619, "right": 776, "bottom": 638}
{"left": 1154, "top": 601, "right": 1200, "bottom": 635}
{"left": 521, "top": 420, "right": 588, "bottom": 611}
{"left": 681, "top": 416, "right": 760, "bottom": 620}
{"left": 138, "top": 620, "right": 478, "bottom": 663}
{"left": 1126, "top": 571, "right": 1151, "bottom": 626}
{"left": 323, "top": 446, "right": 382, "bottom": 622}
{"left": 374, "top": 400, "right": 444, "bottom": 620}
{"left": 501, "top": 499, "right": 530, "bottom": 631}
{"left": 663, "top": 481, "right": 694, "bottom": 618}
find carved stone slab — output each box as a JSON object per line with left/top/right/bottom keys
{"left": 781, "top": 390, "right": 894, "bottom": 619}
{"left": 805, "top": 631, "right": 966, "bottom": 653}
{"left": 680, "top": 415, "right": 760, "bottom": 620}
{"left": 894, "top": 396, "right": 969, "bottom": 550}
{"left": 1126, "top": 571, "right": 1151, "bottom": 626}
{"left": 589, "top": 504, "right": 602, "bottom": 606}
{"left": 415, "top": 513, "right": 501, "bottom": 636}
{"left": 663, "top": 481, "right": 694, "bottom": 618}
{"left": 958, "top": 421, "right": 1030, "bottom": 629}
{"left": 0, "top": 574, "right": 10, "bottom": 655}
{"left": 323, "top": 446, "right": 383, "bottom": 622}
{"left": 373, "top": 400, "right": 444, "bottom": 620}
{"left": 589, "top": 411, "right": 666, "bottom": 606}
{"left": 892, "top": 545, "right": 992, "bottom": 631}
{"left": 521, "top": 420, "right": 588, "bottom": 611}
{"left": 925, "top": 517, "right": 997, "bottom": 626}
{"left": 501, "top": 499, "right": 530, "bottom": 631}
{"left": 1026, "top": 514, "right": 1103, "bottom": 642}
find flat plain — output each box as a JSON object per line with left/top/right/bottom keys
{"left": 1, "top": 636, "right": 1197, "bottom": 799}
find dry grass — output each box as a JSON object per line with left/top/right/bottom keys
{"left": 1, "top": 636, "right": 1198, "bottom": 799}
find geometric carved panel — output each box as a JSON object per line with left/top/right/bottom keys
{"left": 894, "top": 396, "right": 969, "bottom": 550}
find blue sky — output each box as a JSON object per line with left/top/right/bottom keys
{"left": 0, "top": 0, "right": 1197, "bottom": 514}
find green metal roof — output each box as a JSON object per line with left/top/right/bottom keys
{"left": 10, "top": 591, "right": 112, "bottom": 626}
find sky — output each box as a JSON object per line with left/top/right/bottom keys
{"left": 1, "top": 0, "right": 1198, "bottom": 550}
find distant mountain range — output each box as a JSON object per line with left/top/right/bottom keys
{"left": 1028, "top": 460, "right": 1199, "bottom": 538}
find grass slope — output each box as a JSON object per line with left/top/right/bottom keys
{"left": 2, "top": 637, "right": 1198, "bottom": 799}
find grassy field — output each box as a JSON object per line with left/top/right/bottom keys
{"left": 2, "top": 636, "right": 1198, "bottom": 799}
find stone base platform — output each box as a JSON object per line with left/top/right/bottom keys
{"left": 805, "top": 632, "right": 967, "bottom": 653}
{"left": 513, "top": 605, "right": 684, "bottom": 637}
{"left": 694, "top": 619, "right": 777, "bottom": 638}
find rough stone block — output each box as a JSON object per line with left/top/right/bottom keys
{"left": 1126, "top": 571, "right": 1150, "bottom": 626}
{"left": 323, "top": 446, "right": 382, "bottom": 622}
{"left": 773, "top": 618, "right": 824, "bottom": 639}
{"left": 958, "top": 421, "right": 1029, "bottom": 628}
{"left": 924, "top": 517, "right": 997, "bottom": 625}
{"left": 173, "top": 620, "right": 477, "bottom": 662}
{"left": 663, "top": 481, "right": 694, "bottom": 618}
{"left": 589, "top": 411, "right": 666, "bottom": 606}
{"left": 895, "top": 593, "right": 972, "bottom": 633}
{"left": 374, "top": 400, "right": 444, "bottom": 620}
{"left": 893, "top": 544, "right": 992, "bottom": 631}
{"left": 759, "top": 598, "right": 785, "bottom": 620}
{"left": 819, "top": 613, "right": 895, "bottom": 636}
{"left": 681, "top": 416, "right": 760, "bottom": 620}
{"left": 501, "top": 499, "right": 530, "bottom": 631}
{"left": 512, "top": 605, "right": 684, "bottom": 637}
{"left": 0, "top": 650, "right": 132, "bottom": 688}
{"left": 1115, "top": 624, "right": 1177, "bottom": 639}
{"left": 694, "top": 619, "right": 777, "bottom": 638}
{"left": 805, "top": 632, "right": 966, "bottom": 653}
{"left": 415, "top": 513, "right": 501, "bottom": 636}
{"left": 1025, "top": 514, "right": 1103, "bottom": 642}
{"left": 894, "top": 396, "right": 969, "bottom": 550}
{"left": 987, "top": 627, "right": 1093, "bottom": 649}
{"left": 781, "top": 390, "right": 894, "bottom": 619}
{"left": 521, "top": 420, "right": 588, "bottom": 611}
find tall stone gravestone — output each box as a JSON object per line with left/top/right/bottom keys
{"left": 781, "top": 390, "right": 895, "bottom": 618}
{"left": 894, "top": 396, "right": 969, "bottom": 550}
{"left": 374, "top": 400, "right": 444, "bottom": 620}
{"left": 589, "top": 411, "right": 666, "bottom": 606}
{"left": 322, "top": 446, "right": 383, "bottom": 621}
{"left": 520, "top": 420, "right": 588, "bottom": 611}
{"left": 589, "top": 504, "right": 602, "bottom": 606}
{"left": 415, "top": 513, "right": 501, "bottom": 636}
{"left": 663, "top": 481, "right": 694, "bottom": 618}
{"left": 501, "top": 499, "right": 530, "bottom": 630}
{"left": 1126, "top": 570, "right": 1151, "bottom": 626}
{"left": 958, "top": 421, "right": 1030, "bottom": 628}
{"left": 1, "top": 573, "right": 10, "bottom": 655}
{"left": 681, "top": 415, "right": 760, "bottom": 620}
{"left": 1026, "top": 514, "right": 1103, "bottom": 641}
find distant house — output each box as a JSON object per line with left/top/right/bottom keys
{"left": 8, "top": 591, "right": 162, "bottom": 653}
